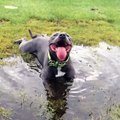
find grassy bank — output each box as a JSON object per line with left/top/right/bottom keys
{"left": 1, "top": 19, "right": 120, "bottom": 58}
{"left": 0, "top": 0, "right": 120, "bottom": 58}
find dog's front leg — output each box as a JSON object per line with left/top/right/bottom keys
{"left": 41, "top": 67, "right": 57, "bottom": 81}
{"left": 63, "top": 65, "right": 75, "bottom": 80}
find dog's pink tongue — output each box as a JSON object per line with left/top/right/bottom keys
{"left": 56, "top": 47, "right": 67, "bottom": 61}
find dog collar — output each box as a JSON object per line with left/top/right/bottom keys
{"left": 48, "top": 51, "right": 69, "bottom": 68}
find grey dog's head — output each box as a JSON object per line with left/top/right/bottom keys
{"left": 49, "top": 32, "right": 73, "bottom": 61}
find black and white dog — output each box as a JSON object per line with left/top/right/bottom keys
{"left": 16, "top": 31, "right": 75, "bottom": 81}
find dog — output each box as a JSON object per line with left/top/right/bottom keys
{"left": 15, "top": 30, "right": 75, "bottom": 81}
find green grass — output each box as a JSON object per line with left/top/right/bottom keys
{"left": 0, "top": 0, "right": 120, "bottom": 58}
{"left": 106, "top": 105, "right": 120, "bottom": 120}
{"left": 0, "top": 107, "right": 12, "bottom": 120}
{"left": 0, "top": 0, "right": 120, "bottom": 26}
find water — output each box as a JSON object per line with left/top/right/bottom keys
{"left": 0, "top": 42, "right": 120, "bottom": 120}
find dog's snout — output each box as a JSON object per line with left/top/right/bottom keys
{"left": 59, "top": 34, "right": 66, "bottom": 39}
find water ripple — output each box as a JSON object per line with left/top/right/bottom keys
{"left": 0, "top": 42, "right": 120, "bottom": 120}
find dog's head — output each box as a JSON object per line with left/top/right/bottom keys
{"left": 49, "top": 32, "right": 72, "bottom": 62}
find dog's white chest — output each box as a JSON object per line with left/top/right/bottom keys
{"left": 56, "top": 68, "right": 65, "bottom": 77}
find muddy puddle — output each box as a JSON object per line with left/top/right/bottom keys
{"left": 0, "top": 42, "right": 120, "bottom": 120}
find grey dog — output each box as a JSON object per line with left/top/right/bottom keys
{"left": 16, "top": 31, "right": 75, "bottom": 81}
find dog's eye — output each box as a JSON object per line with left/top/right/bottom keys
{"left": 66, "top": 34, "right": 70, "bottom": 37}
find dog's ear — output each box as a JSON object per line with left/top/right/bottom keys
{"left": 64, "top": 32, "right": 72, "bottom": 40}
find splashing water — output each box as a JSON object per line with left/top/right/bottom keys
{"left": 0, "top": 42, "right": 120, "bottom": 120}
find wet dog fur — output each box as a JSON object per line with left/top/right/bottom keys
{"left": 15, "top": 30, "right": 75, "bottom": 81}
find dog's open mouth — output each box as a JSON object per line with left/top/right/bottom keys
{"left": 50, "top": 43, "right": 72, "bottom": 61}
{"left": 49, "top": 32, "right": 72, "bottom": 61}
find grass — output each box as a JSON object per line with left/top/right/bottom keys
{"left": 0, "top": 107, "right": 12, "bottom": 120}
{"left": 0, "top": 0, "right": 120, "bottom": 51}
{"left": 0, "top": 19, "right": 120, "bottom": 58}
{"left": 0, "top": 0, "right": 120, "bottom": 58}
{"left": 106, "top": 105, "right": 120, "bottom": 120}
{"left": 0, "top": 0, "right": 120, "bottom": 25}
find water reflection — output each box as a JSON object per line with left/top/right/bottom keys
{"left": 21, "top": 54, "right": 74, "bottom": 119}
{"left": 43, "top": 77, "right": 73, "bottom": 120}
